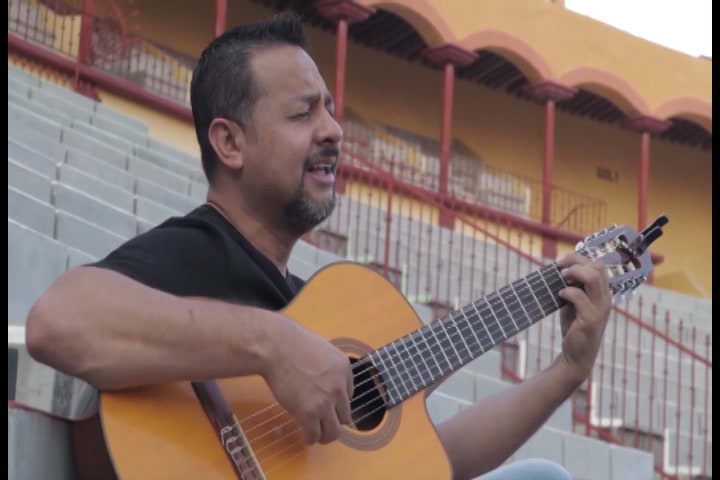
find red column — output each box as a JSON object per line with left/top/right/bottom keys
{"left": 527, "top": 82, "right": 576, "bottom": 258}
{"left": 543, "top": 99, "right": 556, "bottom": 228}
{"left": 73, "top": 0, "right": 99, "bottom": 99}
{"left": 638, "top": 131, "right": 650, "bottom": 230}
{"left": 334, "top": 19, "right": 348, "bottom": 124}
{"left": 78, "top": 0, "right": 95, "bottom": 66}
{"left": 424, "top": 45, "right": 477, "bottom": 228}
{"left": 315, "top": 1, "right": 374, "bottom": 125}
{"left": 439, "top": 62, "right": 455, "bottom": 197}
{"left": 214, "top": 0, "right": 227, "bottom": 38}
{"left": 623, "top": 116, "right": 670, "bottom": 231}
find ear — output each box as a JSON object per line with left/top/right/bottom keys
{"left": 208, "top": 118, "right": 246, "bottom": 172}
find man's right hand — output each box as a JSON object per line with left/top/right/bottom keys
{"left": 261, "top": 316, "right": 354, "bottom": 445}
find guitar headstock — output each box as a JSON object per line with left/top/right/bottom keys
{"left": 575, "top": 215, "right": 669, "bottom": 303}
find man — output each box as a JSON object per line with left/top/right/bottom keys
{"left": 26, "top": 12, "right": 611, "bottom": 480}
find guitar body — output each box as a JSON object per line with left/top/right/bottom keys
{"left": 95, "top": 263, "right": 453, "bottom": 479}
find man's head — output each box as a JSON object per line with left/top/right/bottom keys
{"left": 191, "top": 12, "right": 342, "bottom": 233}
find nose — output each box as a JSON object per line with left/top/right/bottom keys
{"left": 316, "top": 108, "right": 343, "bottom": 147}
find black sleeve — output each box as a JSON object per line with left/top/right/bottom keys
{"left": 87, "top": 226, "right": 228, "bottom": 298}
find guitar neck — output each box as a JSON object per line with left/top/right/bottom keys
{"left": 367, "top": 263, "right": 568, "bottom": 407}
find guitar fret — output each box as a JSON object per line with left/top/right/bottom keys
{"left": 381, "top": 345, "right": 410, "bottom": 400}
{"left": 459, "top": 308, "right": 485, "bottom": 355}
{"left": 427, "top": 323, "right": 454, "bottom": 373}
{"left": 421, "top": 329, "right": 446, "bottom": 377}
{"left": 508, "top": 282, "right": 534, "bottom": 327}
{"left": 411, "top": 330, "right": 442, "bottom": 379}
{"left": 538, "top": 268, "right": 561, "bottom": 309}
{"left": 391, "top": 342, "right": 418, "bottom": 392}
{"left": 496, "top": 287, "right": 520, "bottom": 332}
{"left": 523, "top": 275, "right": 547, "bottom": 317}
{"left": 449, "top": 311, "right": 476, "bottom": 358}
{"left": 401, "top": 334, "right": 432, "bottom": 390}
{"left": 438, "top": 318, "right": 464, "bottom": 366}
{"left": 471, "top": 301, "right": 498, "bottom": 345}
{"left": 485, "top": 296, "right": 508, "bottom": 339}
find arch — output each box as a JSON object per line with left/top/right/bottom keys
{"left": 654, "top": 97, "right": 712, "bottom": 134}
{"left": 456, "top": 29, "right": 553, "bottom": 84}
{"left": 559, "top": 67, "right": 649, "bottom": 116}
{"left": 356, "top": 0, "right": 455, "bottom": 47}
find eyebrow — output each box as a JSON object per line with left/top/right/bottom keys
{"left": 294, "top": 92, "right": 335, "bottom": 111}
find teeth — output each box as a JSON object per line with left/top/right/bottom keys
{"left": 309, "top": 164, "right": 332, "bottom": 173}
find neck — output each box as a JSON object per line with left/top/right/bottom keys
{"left": 206, "top": 190, "right": 297, "bottom": 276}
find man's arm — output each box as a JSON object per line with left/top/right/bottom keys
{"left": 437, "top": 255, "right": 611, "bottom": 480}
{"left": 26, "top": 266, "right": 355, "bottom": 445}
{"left": 436, "top": 356, "right": 582, "bottom": 479}
{"left": 26, "top": 266, "right": 288, "bottom": 391}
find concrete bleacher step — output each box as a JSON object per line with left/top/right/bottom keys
{"left": 8, "top": 186, "right": 55, "bottom": 238}
{"left": 427, "top": 390, "right": 655, "bottom": 480}
{"left": 8, "top": 407, "right": 76, "bottom": 480}
{"left": 8, "top": 220, "right": 67, "bottom": 326}
{"left": 55, "top": 210, "right": 127, "bottom": 259}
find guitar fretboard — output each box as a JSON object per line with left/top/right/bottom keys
{"left": 368, "top": 263, "right": 568, "bottom": 406}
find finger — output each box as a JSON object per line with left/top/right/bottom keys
{"left": 559, "top": 304, "right": 576, "bottom": 335}
{"left": 318, "top": 410, "right": 341, "bottom": 444}
{"left": 561, "top": 265, "right": 606, "bottom": 304}
{"left": 557, "top": 254, "right": 592, "bottom": 269}
{"left": 558, "top": 286, "right": 595, "bottom": 322}
{"left": 346, "top": 364, "right": 355, "bottom": 400}
{"left": 336, "top": 389, "right": 353, "bottom": 426}
{"left": 303, "top": 419, "right": 321, "bottom": 445}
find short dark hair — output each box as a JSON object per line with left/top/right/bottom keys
{"left": 190, "top": 11, "right": 307, "bottom": 182}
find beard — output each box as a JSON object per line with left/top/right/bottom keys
{"left": 283, "top": 183, "right": 336, "bottom": 232}
{"left": 282, "top": 145, "right": 339, "bottom": 233}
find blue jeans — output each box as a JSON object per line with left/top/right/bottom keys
{"left": 477, "top": 459, "right": 573, "bottom": 480}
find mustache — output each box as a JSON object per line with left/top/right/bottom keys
{"left": 305, "top": 146, "right": 340, "bottom": 167}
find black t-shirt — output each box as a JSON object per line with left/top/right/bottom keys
{"left": 88, "top": 204, "right": 305, "bottom": 310}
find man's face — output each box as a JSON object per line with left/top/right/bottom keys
{"left": 239, "top": 45, "right": 343, "bottom": 232}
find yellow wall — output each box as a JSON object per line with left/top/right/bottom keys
{"left": 20, "top": 0, "right": 707, "bottom": 296}
{"left": 360, "top": 0, "right": 712, "bottom": 111}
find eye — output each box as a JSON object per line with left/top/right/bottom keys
{"left": 293, "top": 111, "right": 310, "bottom": 120}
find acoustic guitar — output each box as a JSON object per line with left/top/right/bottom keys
{"left": 76, "top": 216, "right": 668, "bottom": 479}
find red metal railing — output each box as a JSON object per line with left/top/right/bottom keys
{"left": 342, "top": 120, "right": 608, "bottom": 235}
{"left": 8, "top": 0, "right": 193, "bottom": 105}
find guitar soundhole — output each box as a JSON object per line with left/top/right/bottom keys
{"left": 349, "top": 358, "right": 386, "bottom": 431}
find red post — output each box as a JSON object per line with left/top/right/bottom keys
{"left": 527, "top": 82, "right": 576, "bottom": 258}
{"left": 383, "top": 158, "right": 394, "bottom": 277}
{"left": 423, "top": 45, "right": 477, "bottom": 229}
{"left": 639, "top": 131, "right": 650, "bottom": 231}
{"left": 542, "top": 99, "right": 555, "bottom": 225}
{"left": 78, "top": 0, "right": 94, "bottom": 65}
{"left": 623, "top": 116, "right": 670, "bottom": 230}
{"left": 334, "top": 19, "right": 348, "bottom": 125}
{"left": 675, "top": 321, "right": 684, "bottom": 476}
{"left": 688, "top": 327, "right": 697, "bottom": 471}
{"left": 542, "top": 99, "right": 556, "bottom": 258}
{"left": 73, "top": 0, "right": 98, "bottom": 98}
{"left": 648, "top": 305, "right": 657, "bottom": 462}
{"left": 214, "top": 0, "right": 227, "bottom": 38}
{"left": 315, "top": 1, "right": 374, "bottom": 125}
{"left": 439, "top": 62, "right": 454, "bottom": 197}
